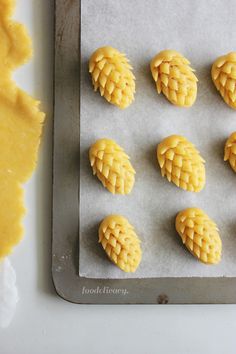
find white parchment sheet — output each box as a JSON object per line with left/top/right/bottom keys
{"left": 80, "top": 0, "right": 236, "bottom": 278}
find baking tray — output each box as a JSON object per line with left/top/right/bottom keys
{"left": 52, "top": 0, "right": 236, "bottom": 303}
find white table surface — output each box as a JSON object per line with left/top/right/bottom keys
{"left": 1, "top": 1, "right": 236, "bottom": 353}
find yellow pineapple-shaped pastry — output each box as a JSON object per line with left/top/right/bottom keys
{"left": 175, "top": 208, "right": 222, "bottom": 264}
{"left": 0, "top": 0, "right": 45, "bottom": 258}
{"left": 89, "top": 138, "right": 135, "bottom": 194}
{"left": 150, "top": 50, "right": 198, "bottom": 107}
{"left": 224, "top": 132, "right": 236, "bottom": 172}
{"left": 157, "top": 135, "right": 205, "bottom": 192}
{"left": 89, "top": 46, "right": 135, "bottom": 109}
{"left": 211, "top": 52, "right": 236, "bottom": 109}
{"left": 99, "top": 215, "right": 142, "bottom": 272}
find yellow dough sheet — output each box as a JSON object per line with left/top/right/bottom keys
{"left": 0, "top": 0, "right": 45, "bottom": 258}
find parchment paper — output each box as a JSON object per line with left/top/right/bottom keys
{"left": 80, "top": 0, "right": 236, "bottom": 278}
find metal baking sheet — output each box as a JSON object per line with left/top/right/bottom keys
{"left": 52, "top": 0, "right": 236, "bottom": 303}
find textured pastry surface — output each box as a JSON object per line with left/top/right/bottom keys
{"left": 150, "top": 50, "right": 198, "bottom": 107}
{"left": 175, "top": 208, "right": 222, "bottom": 264}
{"left": 89, "top": 138, "right": 135, "bottom": 194}
{"left": 89, "top": 46, "right": 135, "bottom": 109}
{"left": 211, "top": 52, "right": 236, "bottom": 109}
{"left": 99, "top": 215, "right": 142, "bottom": 272}
{"left": 224, "top": 132, "right": 236, "bottom": 172}
{"left": 0, "top": 0, "right": 45, "bottom": 258}
{"left": 157, "top": 135, "right": 205, "bottom": 192}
